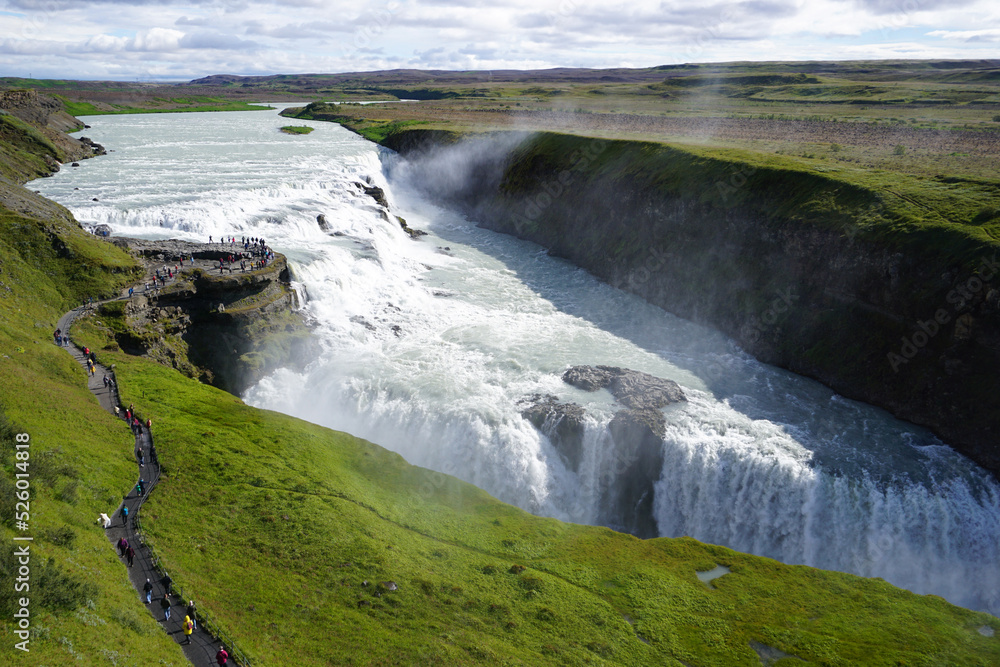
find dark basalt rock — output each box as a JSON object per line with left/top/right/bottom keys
{"left": 563, "top": 365, "right": 685, "bottom": 409}
{"left": 360, "top": 183, "right": 389, "bottom": 209}
{"left": 105, "top": 237, "right": 312, "bottom": 395}
{"left": 561, "top": 365, "right": 609, "bottom": 391}
{"left": 396, "top": 215, "right": 427, "bottom": 238}
{"left": 317, "top": 213, "right": 331, "bottom": 231}
{"left": 606, "top": 407, "right": 668, "bottom": 538}
{"left": 78, "top": 136, "right": 106, "bottom": 155}
{"left": 350, "top": 315, "right": 376, "bottom": 332}
{"left": 521, "top": 394, "right": 587, "bottom": 471}
{"left": 561, "top": 365, "right": 684, "bottom": 538}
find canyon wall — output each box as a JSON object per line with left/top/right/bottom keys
{"left": 383, "top": 129, "right": 1000, "bottom": 475}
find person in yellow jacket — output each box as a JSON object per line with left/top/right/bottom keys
{"left": 183, "top": 615, "right": 194, "bottom": 644}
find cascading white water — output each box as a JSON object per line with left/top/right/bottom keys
{"left": 31, "top": 107, "right": 1000, "bottom": 615}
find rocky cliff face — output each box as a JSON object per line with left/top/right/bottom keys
{"left": 106, "top": 238, "right": 316, "bottom": 395}
{"left": 0, "top": 88, "right": 107, "bottom": 224}
{"left": 387, "top": 130, "right": 1000, "bottom": 476}
{"left": 0, "top": 88, "right": 103, "bottom": 171}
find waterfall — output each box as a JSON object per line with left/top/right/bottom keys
{"left": 31, "top": 108, "right": 1000, "bottom": 616}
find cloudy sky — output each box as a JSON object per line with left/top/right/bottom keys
{"left": 1, "top": 0, "right": 997, "bottom": 80}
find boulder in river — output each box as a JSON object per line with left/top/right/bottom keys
{"left": 605, "top": 407, "right": 667, "bottom": 538}
{"left": 561, "top": 365, "right": 684, "bottom": 538}
{"left": 359, "top": 183, "right": 389, "bottom": 209}
{"left": 396, "top": 215, "right": 427, "bottom": 238}
{"left": 563, "top": 365, "right": 685, "bottom": 409}
{"left": 317, "top": 214, "right": 331, "bottom": 231}
{"left": 521, "top": 394, "right": 587, "bottom": 471}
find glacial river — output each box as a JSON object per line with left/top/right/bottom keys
{"left": 32, "top": 107, "right": 1000, "bottom": 614}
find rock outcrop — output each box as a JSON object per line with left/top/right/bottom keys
{"left": 0, "top": 88, "right": 99, "bottom": 168}
{"left": 360, "top": 182, "right": 389, "bottom": 209}
{"left": 561, "top": 365, "right": 685, "bottom": 537}
{"left": 606, "top": 408, "right": 669, "bottom": 537}
{"left": 520, "top": 394, "right": 587, "bottom": 471}
{"left": 521, "top": 366, "right": 685, "bottom": 537}
{"left": 78, "top": 136, "right": 106, "bottom": 156}
{"left": 350, "top": 179, "right": 428, "bottom": 238}
{"left": 563, "top": 365, "right": 685, "bottom": 409}
{"left": 107, "top": 238, "right": 316, "bottom": 395}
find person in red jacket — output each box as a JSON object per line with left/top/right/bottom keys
{"left": 216, "top": 646, "right": 229, "bottom": 665}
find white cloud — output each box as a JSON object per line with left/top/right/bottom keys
{"left": 179, "top": 31, "right": 259, "bottom": 50}
{"left": 0, "top": 38, "right": 64, "bottom": 55}
{"left": 928, "top": 29, "right": 1000, "bottom": 43}
{"left": 81, "top": 34, "right": 128, "bottom": 52}
{"left": 128, "top": 27, "right": 185, "bottom": 52}
{"left": 0, "top": 0, "right": 997, "bottom": 80}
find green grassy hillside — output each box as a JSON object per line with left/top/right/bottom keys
{"left": 0, "top": 205, "right": 184, "bottom": 665}
{"left": 56, "top": 96, "right": 273, "bottom": 117}
{"left": 0, "top": 113, "right": 61, "bottom": 182}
